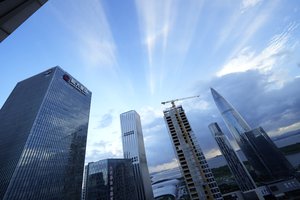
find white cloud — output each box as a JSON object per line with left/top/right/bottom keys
{"left": 149, "top": 158, "right": 179, "bottom": 173}
{"left": 268, "top": 122, "right": 300, "bottom": 137}
{"left": 241, "top": 0, "right": 262, "bottom": 11}
{"left": 217, "top": 23, "right": 298, "bottom": 78}
{"left": 217, "top": 47, "right": 255, "bottom": 76}
{"left": 85, "top": 136, "right": 123, "bottom": 164}
{"left": 139, "top": 106, "right": 163, "bottom": 125}
{"left": 204, "top": 147, "right": 221, "bottom": 159}
{"left": 85, "top": 110, "right": 123, "bottom": 164}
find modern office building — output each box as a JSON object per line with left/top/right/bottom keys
{"left": 0, "top": 67, "right": 91, "bottom": 199}
{"left": 0, "top": 0, "right": 48, "bottom": 42}
{"left": 163, "top": 105, "right": 223, "bottom": 200}
{"left": 82, "top": 159, "right": 138, "bottom": 200}
{"left": 244, "top": 127, "right": 295, "bottom": 180}
{"left": 209, "top": 122, "right": 256, "bottom": 192}
{"left": 120, "top": 110, "right": 154, "bottom": 200}
{"left": 211, "top": 88, "right": 295, "bottom": 182}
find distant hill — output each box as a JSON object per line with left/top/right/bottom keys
{"left": 272, "top": 129, "right": 300, "bottom": 141}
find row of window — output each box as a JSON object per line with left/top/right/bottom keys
{"left": 124, "top": 131, "right": 134, "bottom": 137}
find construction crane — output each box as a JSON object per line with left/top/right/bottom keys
{"left": 161, "top": 95, "right": 200, "bottom": 107}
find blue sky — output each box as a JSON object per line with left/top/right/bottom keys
{"left": 1, "top": 0, "right": 300, "bottom": 172}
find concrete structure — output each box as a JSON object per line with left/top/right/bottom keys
{"left": 120, "top": 110, "right": 154, "bottom": 200}
{"left": 82, "top": 159, "right": 138, "bottom": 200}
{"left": 209, "top": 122, "right": 256, "bottom": 192}
{"left": 0, "top": 67, "right": 91, "bottom": 199}
{"left": 211, "top": 88, "right": 295, "bottom": 182}
{"left": 163, "top": 105, "right": 223, "bottom": 200}
{"left": 0, "top": 0, "right": 48, "bottom": 42}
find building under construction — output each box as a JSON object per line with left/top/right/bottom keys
{"left": 162, "top": 97, "right": 223, "bottom": 200}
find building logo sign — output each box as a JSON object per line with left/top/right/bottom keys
{"left": 63, "top": 74, "right": 88, "bottom": 95}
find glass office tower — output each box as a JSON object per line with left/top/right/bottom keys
{"left": 210, "top": 88, "right": 251, "bottom": 145}
{"left": 82, "top": 159, "right": 138, "bottom": 200}
{"left": 244, "top": 127, "right": 295, "bottom": 180}
{"left": 163, "top": 105, "right": 223, "bottom": 200}
{"left": 0, "top": 67, "right": 91, "bottom": 199}
{"left": 209, "top": 122, "right": 256, "bottom": 191}
{"left": 120, "top": 110, "right": 154, "bottom": 200}
{"left": 211, "top": 88, "right": 294, "bottom": 182}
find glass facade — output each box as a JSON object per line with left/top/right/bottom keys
{"left": 211, "top": 88, "right": 251, "bottom": 144}
{"left": 209, "top": 122, "right": 256, "bottom": 192}
{"left": 211, "top": 88, "right": 295, "bottom": 182}
{"left": 83, "top": 159, "right": 138, "bottom": 200}
{"left": 0, "top": 67, "right": 91, "bottom": 199}
{"left": 244, "top": 127, "right": 295, "bottom": 180}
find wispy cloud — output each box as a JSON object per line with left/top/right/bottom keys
{"left": 217, "top": 23, "right": 298, "bottom": 78}
{"left": 214, "top": 0, "right": 262, "bottom": 52}
{"left": 226, "top": 0, "right": 279, "bottom": 60}
{"left": 135, "top": 0, "right": 174, "bottom": 94}
{"left": 50, "top": 0, "right": 118, "bottom": 69}
{"left": 135, "top": 0, "right": 204, "bottom": 94}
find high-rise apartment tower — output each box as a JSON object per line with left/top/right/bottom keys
{"left": 120, "top": 110, "right": 154, "bottom": 200}
{"left": 209, "top": 122, "right": 256, "bottom": 191}
{"left": 211, "top": 88, "right": 294, "bottom": 182}
{"left": 163, "top": 105, "right": 223, "bottom": 200}
{"left": 0, "top": 67, "right": 91, "bottom": 199}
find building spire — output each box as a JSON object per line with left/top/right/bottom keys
{"left": 210, "top": 88, "right": 251, "bottom": 143}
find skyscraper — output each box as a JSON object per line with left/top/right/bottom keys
{"left": 209, "top": 122, "right": 256, "bottom": 191}
{"left": 0, "top": 67, "right": 91, "bottom": 199}
{"left": 244, "top": 127, "right": 295, "bottom": 180}
{"left": 163, "top": 105, "right": 223, "bottom": 200}
{"left": 120, "top": 110, "right": 154, "bottom": 200}
{"left": 211, "top": 88, "right": 294, "bottom": 182}
{"left": 82, "top": 159, "right": 138, "bottom": 200}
